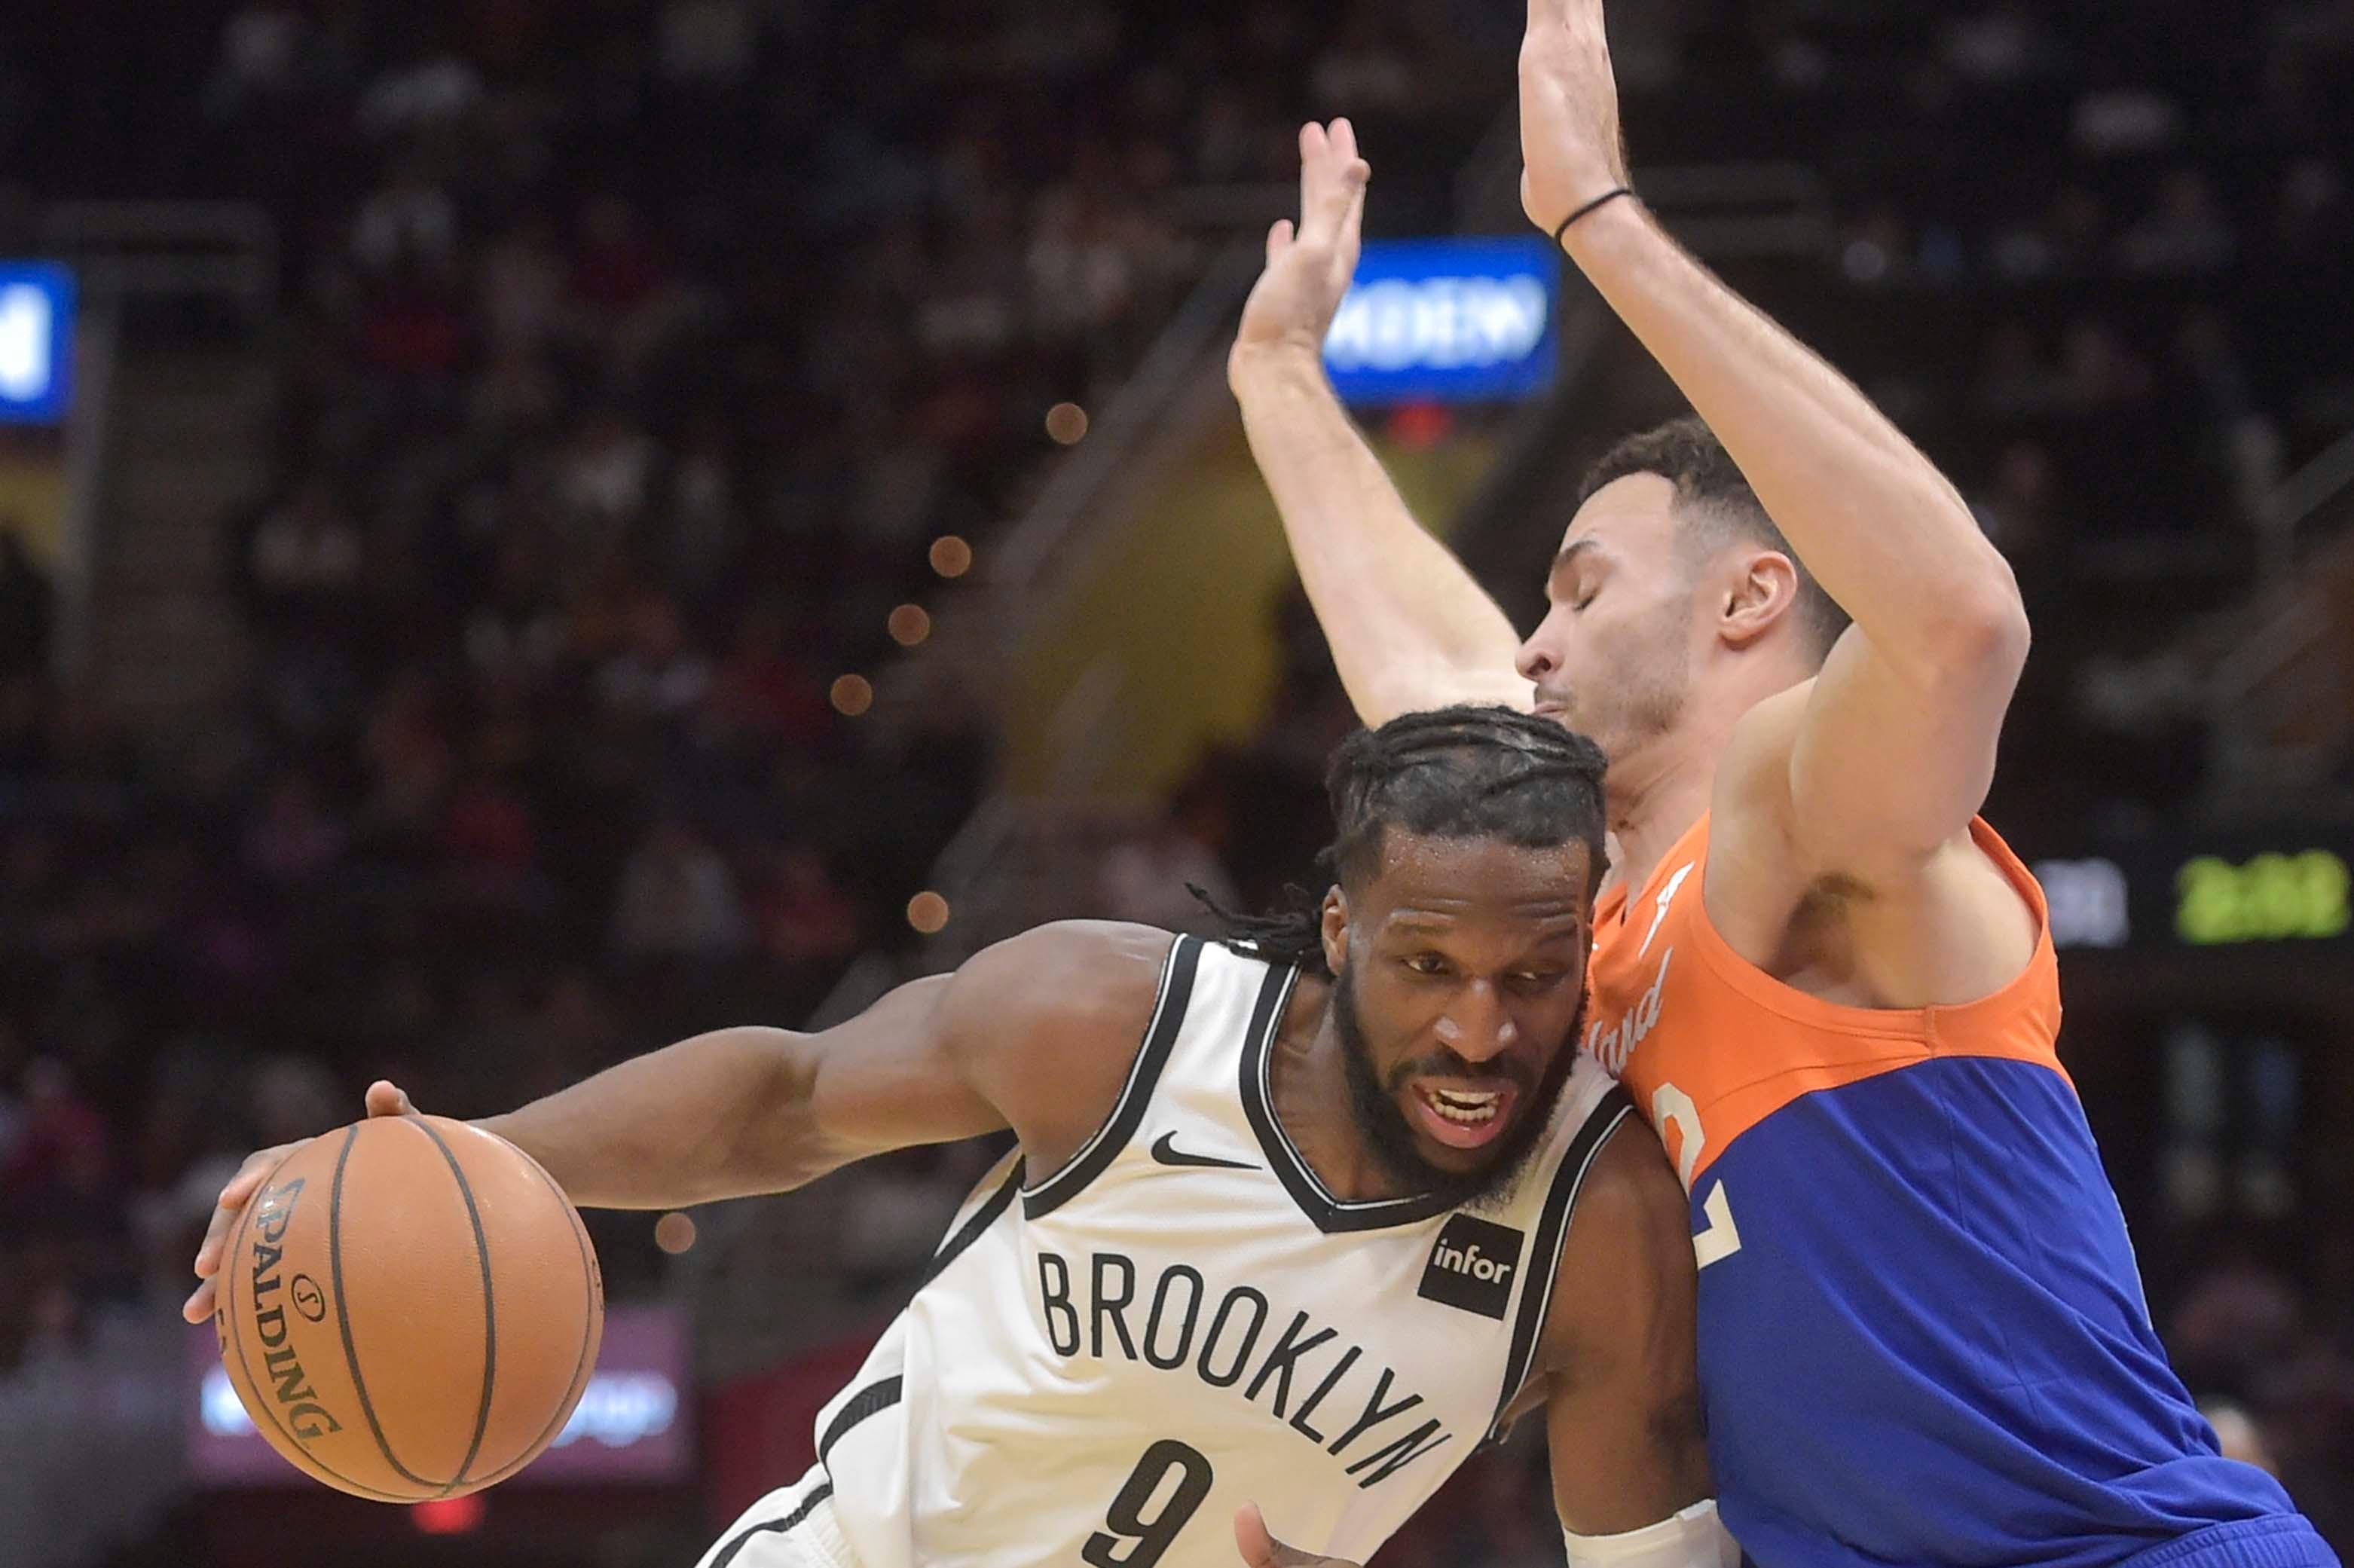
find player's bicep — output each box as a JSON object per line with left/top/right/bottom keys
{"left": 1540, "top": 1129, "right": 1712, "bottom": 1538}
{"left": 784, "top": 920, "right": 1176, "bottom": 1181}
{"left": 1769, "top": 613, "right": 2025, "bottom": 880}
{"left": 754, "top": 974, "right": 1010, "bottom": 1177}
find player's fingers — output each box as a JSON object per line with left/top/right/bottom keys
{"left": 1266, "top": 219, "right": 1295, "bottom": 266}
{"left": 1234, "top": 1504, "right": 1283, "bottom": 1567}
{"left": 365, "top": 1079, "right": 415, "bottom": 1118}
{"left": 1305, "top": 137, "right": 1364, "bottom": 242}
{"left": 183, "top": 1275, "right": 219, "bottom": 1325}
{"left": 1234, "top": 1504, "right": 1332, "bottom": 1568}
{"left": 1337, "top": 157, "right": 1371, "bottom": 242}
{"left": 190, "top": 1145, "right": 290, "bottom": 1278}
{"left": 1329, "top": 117, "right": 1358, "bottom": 167}
{"left": 1297, "top": 124, "right": 1341, "bottom": 239}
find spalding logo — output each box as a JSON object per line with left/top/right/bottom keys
{"left": 247, "top": 1178, "right": 344, "bottom": 1441}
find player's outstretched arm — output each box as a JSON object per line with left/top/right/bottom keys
{"left": 486, "top": 920, "right": 1172, "bottom": 1206}
{"left": 1522, "top": 0, "right": 2028, "bottom": 886}
{"left": 185, "top": 922, "right": 1173, "bottom": 1323}
{"left": 1230, "top": 119, "right": 1532, "bottom": 728}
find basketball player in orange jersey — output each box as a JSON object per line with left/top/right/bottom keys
{"left": 1227, "top": 3, "right": 2339, "bottom": 1566}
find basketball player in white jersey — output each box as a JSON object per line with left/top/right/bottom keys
{"left": 185, "top": 708, "right": 1738, "bottom": 1568}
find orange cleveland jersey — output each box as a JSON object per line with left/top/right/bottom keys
{"left": 1584, "top": 815, "right": 2324, "bottom": 1568}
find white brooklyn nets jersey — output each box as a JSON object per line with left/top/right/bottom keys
{"left": 705, "top": 935, "right": 1634, "bottom": 1568}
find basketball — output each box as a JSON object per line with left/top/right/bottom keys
{"left": 212, "top": 1114, "right": 604, "bottom": 1502}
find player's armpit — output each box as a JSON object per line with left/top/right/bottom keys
{"left": 1530, "top": 1125, "right": 1712, "bottom": 1539}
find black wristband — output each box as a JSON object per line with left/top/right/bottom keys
{"left": 1552, "top": 186, "right": 1634, "bottom": 249}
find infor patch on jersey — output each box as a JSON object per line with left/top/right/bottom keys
{"left": 1417, "top": 1215, "right": 1524, "bottom": 1320}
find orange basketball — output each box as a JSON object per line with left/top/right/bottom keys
{"left": 213, "top": 1114, "right": 604, "bottom": 1502}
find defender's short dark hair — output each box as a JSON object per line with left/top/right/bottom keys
{"left": 1579, "top": 417, "right": 1851, "bottom": 662}
{"left": 1206, "top": 706, "right": 1609, "bottom": 975}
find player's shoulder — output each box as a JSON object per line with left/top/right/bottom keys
{"left": 943, "top": 922, "right": 1191, "bottom": 1183}
{"left": 1566, "top": 1116, "right": 1689, "bottom": 1270}
{"left": 1492, "top": 1105, "right": 1692, "bottom": 1418}
{"left": 1540, "top": 1114, "right": 1692, "bottom": 1356}
{"left": 949, "top": 921, "right": 1180, "bottom": 1042}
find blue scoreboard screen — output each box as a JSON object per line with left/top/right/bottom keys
{"left": 1322, "top": 237, "right": 1560, "bottom": 408}
{"left": 0, "top": 263, "right": 75, "bottom": 426}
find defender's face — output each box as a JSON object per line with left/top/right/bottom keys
{"left": 1329, "top": 832, "right": 1593, "bottom": 1183}
{"left": 1515, "top": 474, "right": 1699, "bottom": 772}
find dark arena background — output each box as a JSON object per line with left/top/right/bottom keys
{"left": 2, "top": 2, "right": 2351, "bottom": 1564}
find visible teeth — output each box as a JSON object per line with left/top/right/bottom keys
{"left": 1424, "top": 1088, "right": 1501, "bottom": 1123}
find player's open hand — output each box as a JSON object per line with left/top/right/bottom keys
{"left": 1230, "top": 120, "right": 1370, "bottom": 384}
{"left": 181, "top": 1079, "right": 417, "bottom": 1325}
{"left": 1518, "top": 0, "right": 1631, "bottom": 235}
{"left": 1234, "top": 1503, "right": 1359, "bottom": 1568}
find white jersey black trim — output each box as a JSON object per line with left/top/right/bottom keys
{"left": 821, "top": 1377, "right": 903, "bottom": 1466}
{"left": 710, "top": 1481, "right": 834, "bottom": 1568}
{"left": 744, "top": 940, "right": 1633, "bottom": 1568}
{"left": 920, "top": 1157, "right": 1026, "bottom": 1289}
{"left": 1021, "top": 935, "right": 1203, "bottom": 1219}
{"left": 1237, "top": 962, "right": 1459, "bottom": 1233}
{"left": 1487, "top": 1085, "right": 1636, "bottom": 1438}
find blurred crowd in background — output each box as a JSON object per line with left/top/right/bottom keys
{"left": 0, "top": 1, "right": 2349, "bottom": 1563}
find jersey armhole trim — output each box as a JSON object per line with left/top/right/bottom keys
{"left": 919, "top": 1155, "right": 1026, "bottom": 1291}
{"left": 708, "top": 1481, "right": 836, "bottom": 1568}
{"left": 1020, "top": 934, "right": 1203, "bottom": 1218}
{"left": 819, "top": 1377, "right": 903, "bottom": 1469}
{"left": 1488, "top": 1086, "right": 1637, "bottom": 1440}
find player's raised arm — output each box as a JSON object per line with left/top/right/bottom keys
{"left": 1522, "top": 0, "right": 2028, "bottom": 882}
{"left": 185, "top": 921, "right": 1172, "bottom": 1322}
{"left": 1230, "top": 121, "right": 1533, "bottom": 728}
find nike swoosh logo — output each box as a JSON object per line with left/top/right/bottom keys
{"left": 1151, "top": 1132, "right": 1255, "bottom": 1171}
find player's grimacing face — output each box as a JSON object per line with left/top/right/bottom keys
{"left": 1328, "top": 833, "right": 1593, "bottom": 1201}
{"left": 1515, "top": 473, "right": 1699, "bottom": 769}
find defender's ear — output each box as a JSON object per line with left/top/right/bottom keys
{"left": 1320, "top": 888, "right": 1350, "bottom": 977}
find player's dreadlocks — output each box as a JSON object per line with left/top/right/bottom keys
{"left": 1202, "top": 705, "right": 1610, "bottom": 976}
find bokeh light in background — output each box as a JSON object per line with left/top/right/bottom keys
{"left": 1044, "top": 402, "right": 1090, "bottom": 445}
{"left": 906, "top": 892, "right": 951, "bottom": 934}
{"left": 830, "top": 674, "right": 874, "bottom": 716}
{"left": 930, "top": 535, "right": 974, "bottom": 579}
{"left": 653, "top": 1212, "right": 697, "bottom": 1255}
{"left": 887, "top": 604, "right": 931, "bottom": 646}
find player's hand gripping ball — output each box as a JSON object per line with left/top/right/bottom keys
{"left": 211, "top": 1108, "right": 604, "bottom": 1501}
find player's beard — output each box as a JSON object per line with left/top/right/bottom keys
{"left": 1332, "top": 964, "right": 1587, "bottom": 1213}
